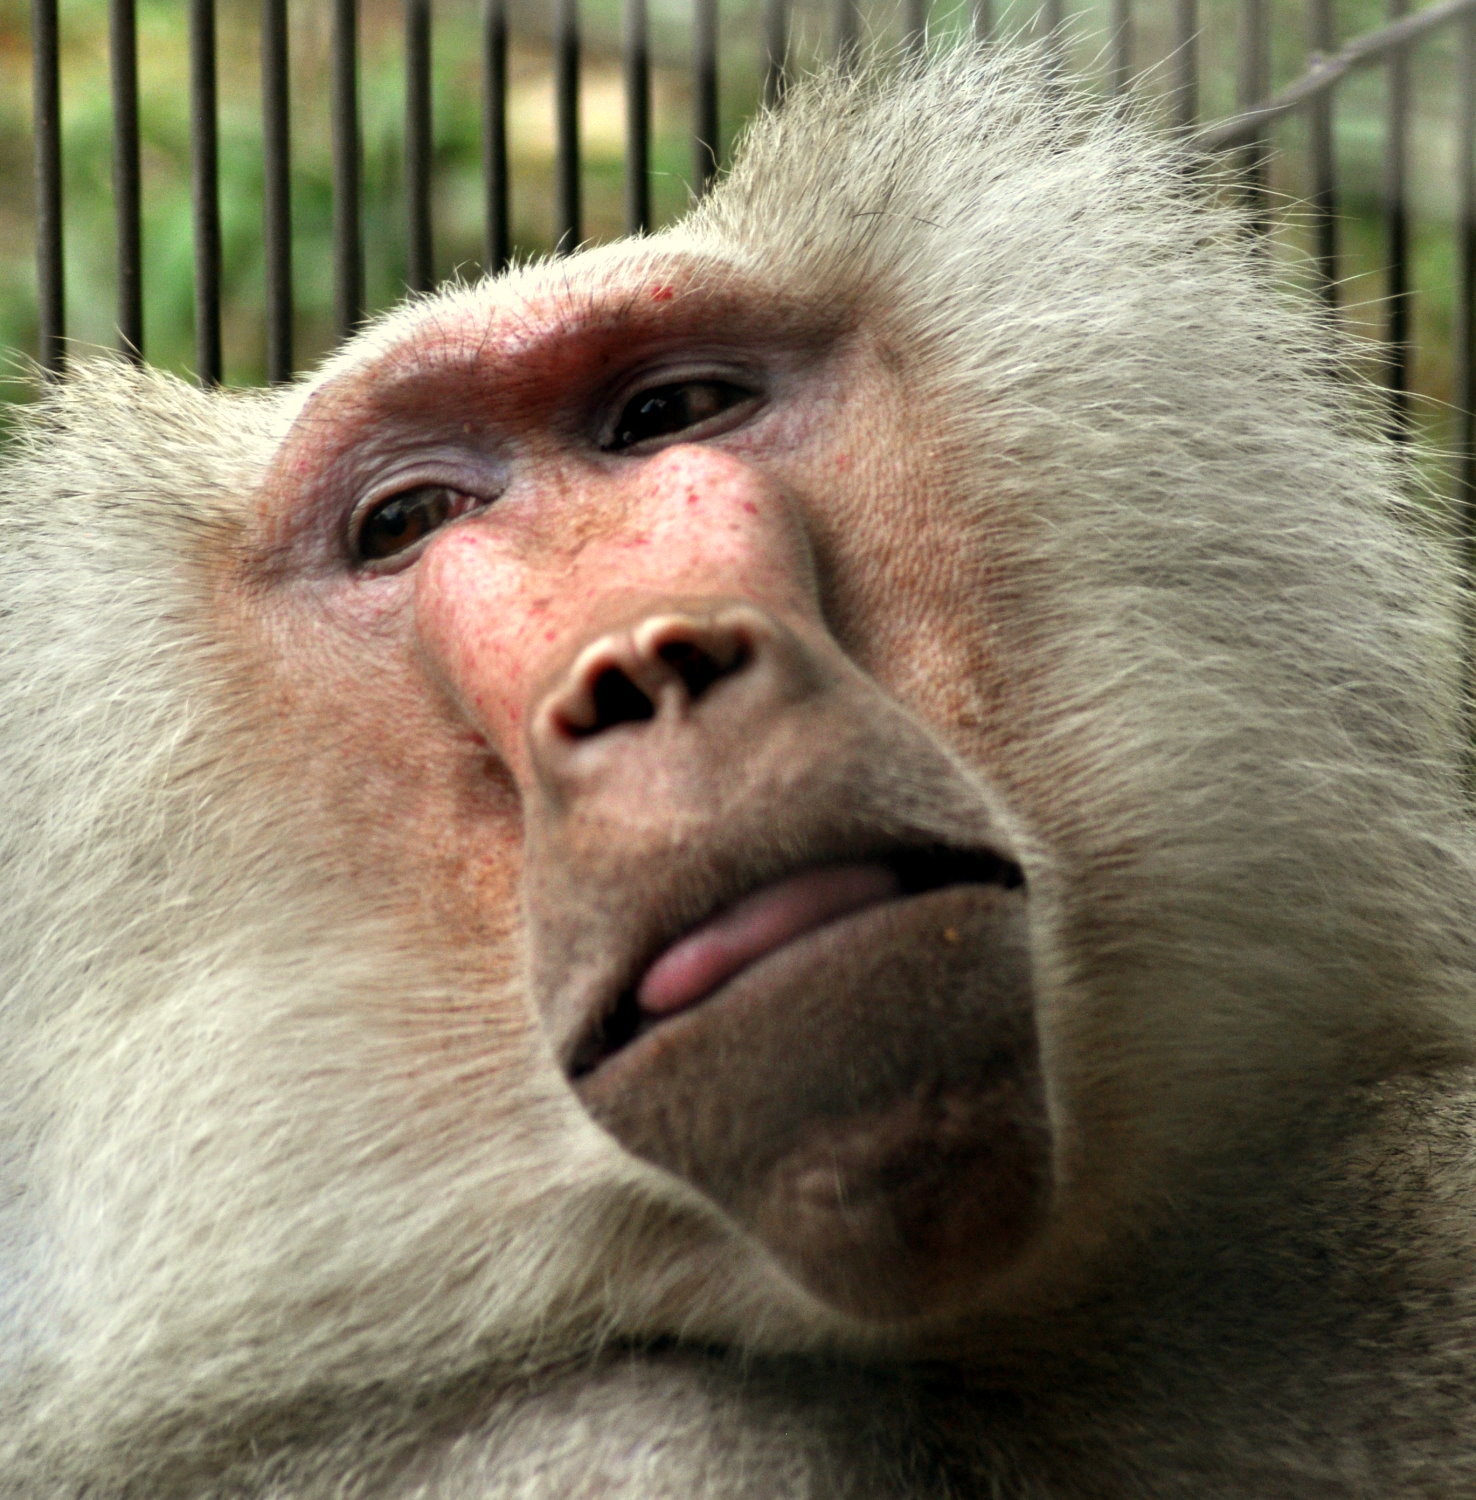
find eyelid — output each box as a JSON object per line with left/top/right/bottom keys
{"left": 599, "top": 366, "right": 766, "bottom": 452}
{"left": 346, "top": 456, "right": 501, "bottom": 529}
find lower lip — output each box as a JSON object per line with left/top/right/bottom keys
{"left": 635, "top": 861, "right": 902, "bottom": 1019}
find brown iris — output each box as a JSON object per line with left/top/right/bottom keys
{"left": 353, "top": 484, "right": 470, "bottom": 564}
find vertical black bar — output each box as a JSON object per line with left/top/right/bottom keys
{"left": 1109, "top": 0, "right": 1132, "bottom": 95}
{"left": 1384, "top": 0, "right": 1411, "bottom": 431}
{"left": 624, "top": 0, "right": 649, "bottom": 231}
{"left": 1041, "top": 0, "right": 1066, "bottom": 72}
{"left": 762, "top": 0, "right": 787, "bottom": 105}
{"left": 32, "top": 0, "right": 64, "bottom": 375}
{"left": 110, "top": 0, "right": 142, "bottom": 362}
{"left": 693, "top": 0, "right": 718, "bottom": 192}
{"left": 1172, "top": 0, "right": 1197, "bottom": 131}
{"left": 904, "top": 0, "right": 927, "bottom": 53}
{"left": 1458, "top": 14, "right": 1476, "bottom": 577}
{"left": 555, "top": 0, "right": 580, "bottom": 252}
{"left": 262, "top": 0, "right": 293, "bottom": 382}
{"left": 406, "top": 0, "right": 434, "bottom": 293}
{"left": 1236, "top": 0, "right": 1269, "bottom": 240}
{"left": 482, "top": 0, "right": 510, "bottom": 273}
{"left": 189, "top": 0, "right": 222, "bottom": 386}
{"left": 332, "top": 0, "right": 364, "bottom": 336}
{"left": 833, "top": 0, "right": 859, "bottom": 70}
{"left": 1308, "top": 0, "right": 1339, "bottom": 309}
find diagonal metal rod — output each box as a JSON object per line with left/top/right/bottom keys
{"left": 1197, "top": 0, "right": 1476, "bottom": 151}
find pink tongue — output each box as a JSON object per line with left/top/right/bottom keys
{"left": 637, "top": 862, "right": 901, "bottom": 1018}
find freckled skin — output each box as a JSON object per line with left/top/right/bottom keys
{"left": 414, "top": 444, "right": 820, "bottom": 780}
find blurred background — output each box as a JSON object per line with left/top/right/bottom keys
{"left": 0, "top": 0, "right": 1473, "bottom": 477}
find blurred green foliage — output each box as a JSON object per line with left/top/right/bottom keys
{"left": 0, "top": 0, "right": 800, "bottom": 388}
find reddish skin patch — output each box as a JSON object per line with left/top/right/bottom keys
{"left": 649, "top": 285, "right": 676, "bottom": 302}
{"left": 836, "top": 454, "right": 853, "bottom": 472}
{"left": 742, "top": 501, "right": 759, "bottom": 515}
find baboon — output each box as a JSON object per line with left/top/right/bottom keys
{"left": 2, "top": 43, "right": 1476, "bottom": 1500}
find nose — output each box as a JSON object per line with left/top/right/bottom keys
{"left": 527, "top": 600, "right": 829, "bottom": 810}
{"left": 542, "top": 606, "right": 756, "bottom": 739}
{"left": 413, "top": 444, "right": 819, "bottom": 785}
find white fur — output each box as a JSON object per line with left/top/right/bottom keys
{"left": 2, "top": 44, "right": 1476, "bottom": 1498}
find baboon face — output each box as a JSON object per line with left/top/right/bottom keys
{"left": 140, "top": 86, "right": 1458, "bottom": 1347}
{"left": 222, "top": 253, "right": 1049, "bottom": 1324}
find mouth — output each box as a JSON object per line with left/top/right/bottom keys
{"left": 567, "top": 844, "right": 1023, "bottom": 1079}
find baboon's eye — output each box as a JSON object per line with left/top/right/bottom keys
{"left": 352, "top": 484, "right": 481, "bottom": 565}
{"left": 606, "top": 379, "right": 759, "bottom": 452}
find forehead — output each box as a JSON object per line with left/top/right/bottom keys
{"left": 294, "top": 240, "right": 837, "bottom": 425}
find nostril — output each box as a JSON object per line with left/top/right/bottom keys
{"left": 656, "top": 638, "right": 749, "bottom": 703}
{"left": 549, "top": 609, "right": 762, "bottom": 744}
{"left": 583, "top": 668, "right": 657, "bottom": 736}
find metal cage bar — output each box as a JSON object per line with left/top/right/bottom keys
{"left": 109, "top": 0, "right": 142, "bottom": 363}
{"left": 904, "top": 0, "right": 928, "bottom": 51}
{"left": 1172, "top": 0, "right": 1198, "bottom": 129}
{"left": 482, "top": 0, "right": 510, "bottom": 274}
{"left": 261, "top": 0, "right": 294, "bottom": 382}
{"left": 555, "top": 0, "right": 581, "bottom": 251}
{"left": 31, "top": 0, "right": 64, "bottom": 375}
{"left": 1109, "top": 0, "right": 1133, "bottom": 95}
{"left": 694, "top": 0, "right": 720, "bottom": 191}
{"left": 763, "top": 0, "right": 787, "bottom": 103}
{"left": 833, "top": 0, "right": 860, "bottom": 70}
{"left": 623, "top": 0, "right": 650, "bottom": 232}
{"left": 1307, "top": 0, "right": 1339, "bottom": 308}
{"left": 1384, "top": 0, "right": 1413, "bottom": 429}
{"left": 406, "top": 0, "right": 435, "bottom": 294}
{"left": 332, "top": 0, "right": 364, "bottom": 338}
{"left": 1236, "top": 0, "right": 1270, "bottom": 238}
{"left": 188, "top": 0, "right": 222, "bottom": 386}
